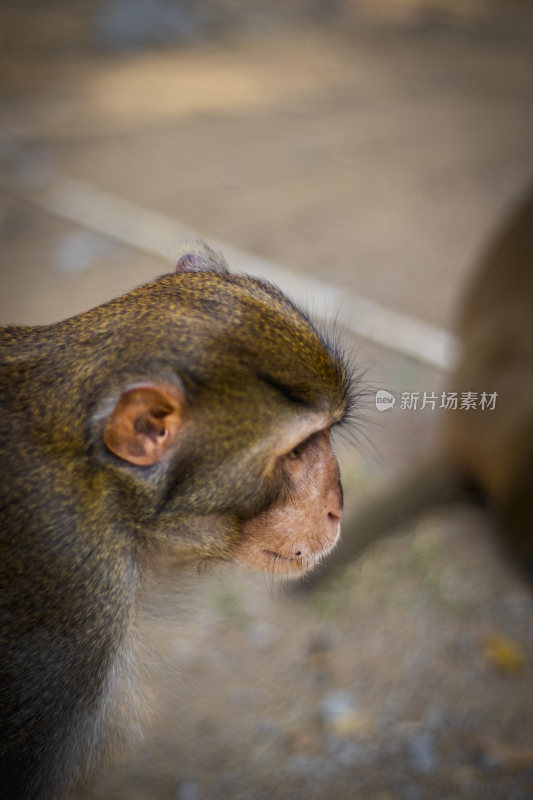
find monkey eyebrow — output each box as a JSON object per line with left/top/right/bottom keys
{"left": 258, "top": 372, "right": 347, "bottom": 431}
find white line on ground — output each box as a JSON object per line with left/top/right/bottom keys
{"left": 1, "top": 161, "right": 458, "bottom": 371}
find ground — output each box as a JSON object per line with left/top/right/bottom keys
{"left": 1, "top": 9, "right": 533, "bottom": 799}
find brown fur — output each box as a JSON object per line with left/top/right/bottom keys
{"left": 0, "top": 246, "right": 354, "bottom": 799}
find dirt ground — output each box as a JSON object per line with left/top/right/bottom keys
{"left": 1, "top": 7, "right": 533, "bottom": 800}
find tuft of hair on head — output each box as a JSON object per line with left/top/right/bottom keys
{"left": 174, "top": 241, "right": 230, "bottom": 275}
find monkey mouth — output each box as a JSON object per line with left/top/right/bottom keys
{"left": 262, "top": 548, "right": 323, "bottom": 574}
{"left": 263, "top": 549, "right": 303, "bottom": 564}
{"left": 262, "top": 524, "right": 341, "bottom": 572}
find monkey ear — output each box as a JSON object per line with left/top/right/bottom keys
{"left": 175, "top": 241, "right": 229, "bottom": 274}
{"left": 104, "top": 383, "right": 186, "bottom": 466}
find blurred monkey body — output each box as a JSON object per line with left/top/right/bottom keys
{"left": 444, "top": 188, "right": 533, "bottom": 574}
{"left": 0, "top": 246, "right": 352, "bottom": 799}
{"left": 315, "top": 187, "right": 533, "bottom": 584}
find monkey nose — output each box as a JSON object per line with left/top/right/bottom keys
{"left": 327, "top": 483, "right": 343, "bottom": 519}
{"left": 326, "top": 509, "right": 341, "bottom": 542}
{"left": 328, "top": 510, "right": 341, "bottom": 527}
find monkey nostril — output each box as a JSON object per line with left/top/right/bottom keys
{"left": 295, "top": 550, "right": 302, "bottom": 557}
{"left": 328, "top": 511, "right": 340, "bottom": 524}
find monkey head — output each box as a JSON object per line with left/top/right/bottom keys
{"left": 94, "top": 244, "right": 354, "bottom": 578}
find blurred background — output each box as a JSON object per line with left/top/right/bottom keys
{"left": 1, "top": 2, "right": 533, "bottom": 798}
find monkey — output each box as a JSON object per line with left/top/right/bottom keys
{"left": 0, "top": 243, "right": 354, "bottom": 800}
{"left": 443, "top": 186, "right": 533, "bottom": 575}
{"left": 303, "top": 185, "right": 533, "bottom": 587}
